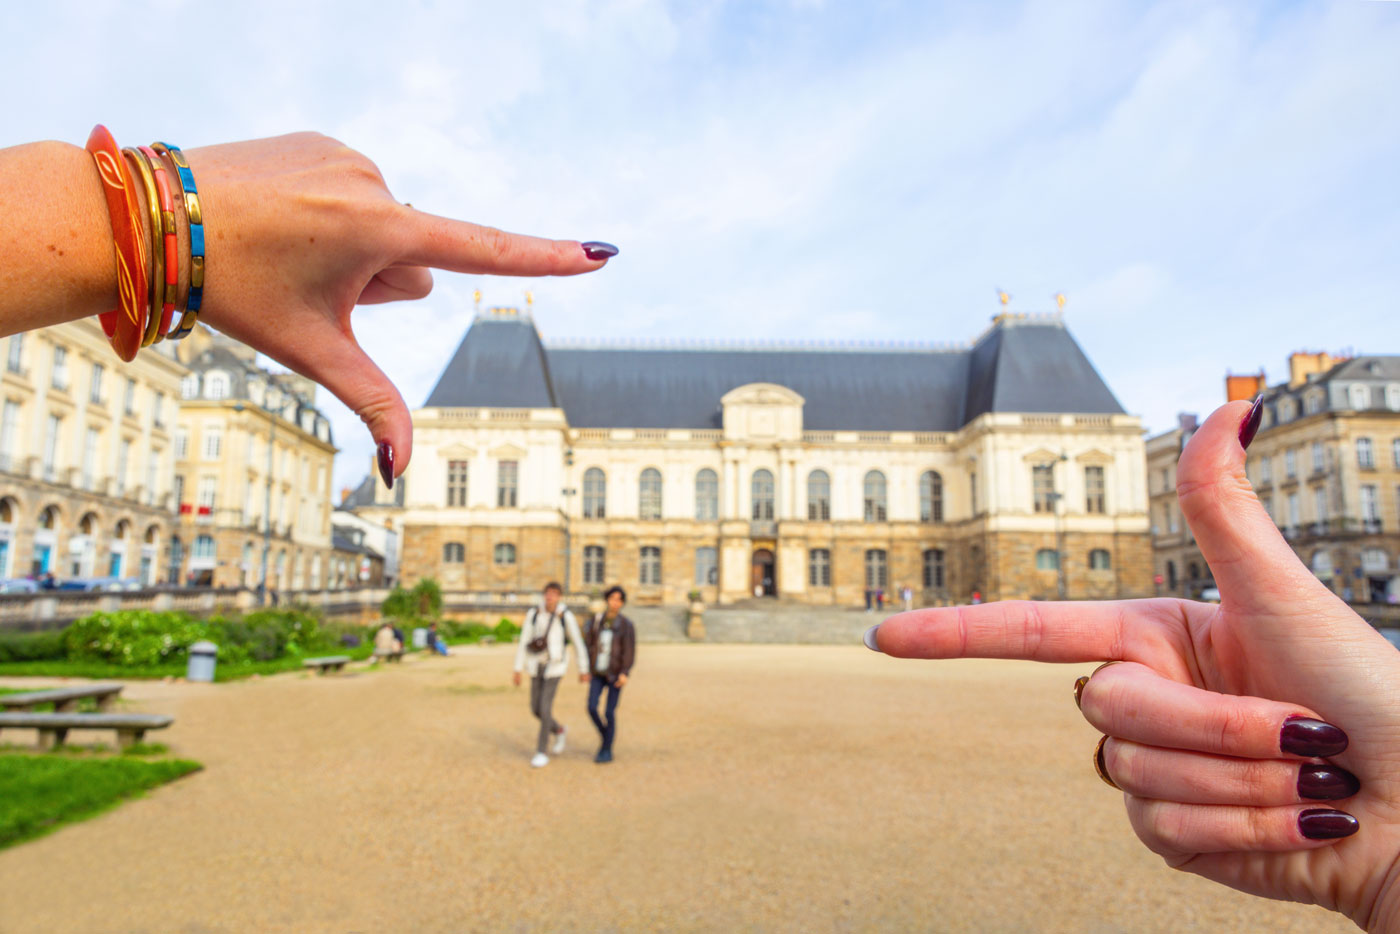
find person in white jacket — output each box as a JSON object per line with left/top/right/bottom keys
{"left": 512, "top": 581, "right": 588, "bottom": 768}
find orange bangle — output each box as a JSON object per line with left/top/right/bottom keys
{"left": 139, "top": 145, "right": 179, "bottom": 342}
{"left": 85, "top": 125, "right": 149, "bottom": 362}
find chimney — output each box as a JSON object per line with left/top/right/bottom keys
{"left": 1177, "top": 413, "right": 1198, "bottom": 433}
{"left": 1225, "top": 372, "right": 1265, "bottom": 403}
{"left": 340, "top": 486, "right": 351, "bottom": 505}
{"left": 1288, "top": 351, "right": 1345, "bottom": 388}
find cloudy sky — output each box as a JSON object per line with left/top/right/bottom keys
{"left": 4, "top": 0, "right": 1398, "bottom": 493}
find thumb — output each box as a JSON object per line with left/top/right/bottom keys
{"left": 1176, "top": 399, "right": 1333, "bottom": 615}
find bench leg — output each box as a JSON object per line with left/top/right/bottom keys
{"left": 96, "top": 694, "right": 115, "bottom": 712}
{"left": 55, "top": 699, "right": 77, "bottom": 713}
{"left": 38, "top": 727, "right": 68, "bottom": 751}
{"left": 116, "top": 729, "right": 144, "bottom": 750}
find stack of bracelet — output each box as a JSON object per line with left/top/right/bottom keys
{"left": 84, "top": 125, "right": 205, "bottom": 362}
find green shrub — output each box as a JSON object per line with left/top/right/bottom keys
{"left": 410, "top": 579, "right": 443, "bottom": 618}
{"left": 0, "top": 630, "right": 67, "bottom": 663}
{"left": 62, "top": 611, "right": 210, "bottom": 668}
{"left": 380, "top": 586, "right": 414, "bottom": 621}
{"left": 493, "top": 618, "right": 520, "bottom": 641}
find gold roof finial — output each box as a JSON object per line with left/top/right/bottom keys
{"left": 1054, "top": 292, "right": 1066, "bottom": 311}
{"left": 997, "top": 288, "right": 1011, "bottom": 306}
{"left": 525, "top": 290, "right": 534, "bottom": 306}
{"left": 473, "top": 289, "right": 482, "bottom": 308}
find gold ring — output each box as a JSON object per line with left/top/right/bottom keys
{"left": 1093, "top": 735, "right": 1120, "bottom": 790}
{"left": 1074, "top": 661, "right": 1121, "bottom": 710}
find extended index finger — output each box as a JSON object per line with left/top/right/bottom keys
{"left": 400, "top": 208, "right": 609, "bottom": 277}
{"left": 872, "top": 599, "right": 1181, "bottom": 666}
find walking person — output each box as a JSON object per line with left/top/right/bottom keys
{"left": 512, "top": 581, "right": 587, "bottom": 768}
{"left": 583, "top": 585, "right": 636, "bottom": 764}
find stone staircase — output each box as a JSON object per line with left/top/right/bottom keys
{"left": 627, "top": 602, "right": 883, "bottom": 645}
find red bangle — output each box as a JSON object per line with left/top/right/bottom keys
{"left": 85, "top": 125, "right": 149, "bottom": 362}
{"left": 138, "top": 145, "right": 179, "bottom": 342}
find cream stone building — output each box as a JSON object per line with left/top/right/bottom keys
{"left": 1230, "top": 352, "right": 1400, "bottom": 606}
{"left": 379, "top": 307, "right": 1152, "bottom": 606}
{"left": 1144, "top": 414, "right": 1210, "bottom": 598}
{"left": 0, "top": 319, "right": 185, "bottom": 584}
{"left": 170, "top": 329, "right": 345, "bottom": 591}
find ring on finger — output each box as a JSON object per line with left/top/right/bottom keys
{"left": 1073, "top": 660, "right": 1121, "bottom": 709}
{"left": 1093, "top": 735, "right": 1121, "bottom": 790}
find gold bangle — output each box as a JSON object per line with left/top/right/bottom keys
{"left": 1094, "top": 735, "right": 1120, "bottom": 790}
{"left": 123, "top": 147, "right": 164, "bottom": 347}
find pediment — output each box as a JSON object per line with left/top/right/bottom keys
{"left": 489, "top": 444, "right": 527, "bottom": 459}
{"left": 1075, "top": 449, "right": 1114, "bottom": 465}
{"left": 1022, "top": 448, "right": 1061, "bottom": 464}
{"left": 440, "top": 444, "right": 477, "bottom": 459}
{"left": 720, "top": 383, "right": 805, "bottom": 408}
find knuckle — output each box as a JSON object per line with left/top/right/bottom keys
{"left": 1213, "top": 704, "right": 1254, "bottom": 754}
{"left": 480, "top": 226, "right": 514, "bottom": 263}
{"left": 1105, "top": 740, "right": 1141, "bottom": 794}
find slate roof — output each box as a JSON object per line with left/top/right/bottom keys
{"left": 338, "top": 472, "right": 404, "bottom": 510}
{"left": 331, "top": 526, "right": 382, "bottom": 558}
{"left": 423, "top": 312, "right": 1125, "bottom": 430}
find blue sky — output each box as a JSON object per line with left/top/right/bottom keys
{"left": 3, "top": 0, "right": 1397, "bottom": 494}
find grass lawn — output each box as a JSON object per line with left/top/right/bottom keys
{"left": 0, "top": 643, "right": 377, "bottom": 682}
{"left": 0, "top": 754, "right": 201, "bottom": 849}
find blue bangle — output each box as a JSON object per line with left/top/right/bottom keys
{"left": 152, "top": 141, "right": 204, "bottom": 338}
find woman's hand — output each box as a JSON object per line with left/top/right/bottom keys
{"left": 869, "top": 401, "right": 1400, "bottom": 931}
{"left": 185, "top": 133, "right": 614, "bottom": 483}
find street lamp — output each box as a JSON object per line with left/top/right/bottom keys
{"left": 233, "top": 398, "right": 276, "bottom": 606}
{"left": 561, "top": 486, "right": 577, "bottom": 593}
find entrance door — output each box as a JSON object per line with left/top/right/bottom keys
{"left": 752, "top": 548, "right": 776, "bottom": 597}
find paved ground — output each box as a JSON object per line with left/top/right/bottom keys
{"left": 0, "top": 646, "right": 1358, "bottom": 934}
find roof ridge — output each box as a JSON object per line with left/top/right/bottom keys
{"left": 543, "top": 337, "right": 968, "bottom": 353}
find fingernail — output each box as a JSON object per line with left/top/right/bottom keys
{"left": 1238, "top": 395, "right": 1264, "bottom": 450}
{"left": 1280, "top": 716, "right": 1348, "bottom": 757}
{"left": 1298, "top": 808, "right": 1359, "bottom": 840}
{"left": 582, "top": 241, "right": 619, "bottom": 261}
{"left": 862, "top": 624, "right": 881, "bottom": 653}
{"left": 1298, "top": 764, "right": 1361, "bottom": 800}
{"left": 377, "top": 442, "right": 395, "bottom": 490}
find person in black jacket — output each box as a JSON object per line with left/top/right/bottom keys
{"left": 583, "top": 585, "right": 635, "bottom": 764}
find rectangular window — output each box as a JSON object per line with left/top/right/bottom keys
{"left": 969, "top": 471, "right": 977, "bottom": 515}
{"left": 0, "top": 399, "right": 18, "bottom": 469}
{"left": 808, "top": 548, "right": 831, "bottom": 587}
{"left": 6, "top": 334, "right": 22, "bottom": 373}
{"left": 1260, "top": 494, "right": 1273, "bottom": 522}
{"left": 1361, "top": 485, "right": 1380, "bottom": 522}
{"left": 923, "top": 549, "right": 945, "bottom": 589}
{"left": 51, "top": 346, "right": 67, "bottom": 390}
{"left": 695, "top": 547, "right": 717, "bottom": 586}
{"left": 497, "top": 460, "right": 518, "bottom": 508}
{"left": 1168, "top": 503, "right": 1178, "bottom": 534}
{"left": 1084, "top": 466, "right": 1105, "bottom": 514}
{"left": 1285, "top": 449, "right": 1297, "bottom": 478}
{"left": 116, "top": 439, "right": 130, "bottom": 495}
{"left": 1358, "top": 438, "right": 1375, "bottom": 469}
{"left": 1393, "top": 438, "right": 1400, "bottom": 469}
{"left": 174, "top": 428, "right": 189, "bottom": 461}
{"left": 864, "top": 549, "right": 888, "bottom": 590}
{"left": 197, "top": 476, "right": 217, "bottom": 511}
{"left": 145, "top": 450, "right": 158, "bottom": 505}
{"left": 42, "top": 414, "right": 60, "bottom": 474}
{"left": 1311, "top": 443, "right": 1325, "bottom": 473}
{"left": 82, "top": 427, "right": 98, "bottom": 489}
{"left": 124, "top": 378, "right": 136, "bottom": 415}
{"left": 640, "top": 546, "right": 661, "bottom": 586}
{"left": 1287, "top": 492, "right": 1300, "bottom": 527}
{"left": 1032, "top": 464, "right": 1055, "bottom": 513}
{"left": 1314, "top": 487, "right": 1327, "bottom": 524}
{"left": 152, "top": 391, "right": 164, "bottom": 427}
{"left": 1260, "top": 456, "right": 1272, "bottom": 484}
{"left": 583, "top": 546, "right": 606, "bottom": 585}
{"left": 173, "top": 474, "right": 185, "bottom": 509}
{"left": 89, "top": 363, "right": 104, "bottom": 404}
{"left": 203, "top": 425, "right": 222, "bottom": 460}
{"left": 446, "top": 459, "right": 469, "bottom": 506}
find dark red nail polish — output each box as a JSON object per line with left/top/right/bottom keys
{"left": 1238, "top": 395, "right": 1264, "bottom": 450}
{"left": 1281, "top": 716, "right": 1348, "bottom": 757}
{"left": 1299, "top": 808, "right": 1358, "bottom": 840}
{"left": 582, "top": 241, "right": 619, "bottom": 261}
{"left": 377, "top": 442, "right": 394, "bottom": 490}
{"left": 1298, "top": 765, "right": 1361, "bottom": 800}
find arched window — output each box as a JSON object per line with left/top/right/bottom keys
{"left": 38, "top": 506, "right": 58, "bottom": 529}
{"left": 1089, "top": 549, "right": 1111, "bottom": 571}
{"left": 919, "top": 471, "right": 943, "bottom": 523}
{"left": 752, "top": 469, "right": 774, "bottom": 521}
{"left": 864, "top": 549, "right": 888, "bottom": 590}
{"left": 1035, "top": 549, "right": 1059, "bottom": 571}
{"left": 923, "top": 549, "right": 945, "bottom": 588}
{"left": 808, "top": 548, "right": 831, "bottom": 587}
{"left": 194, "top": 535, "right": 216, "bottom": 559}
{"left": 863, "top": 471, "right": 887, "bottom": 522}
{"left": 494, "top": 543, "right": 517, "bottom": 566}
{"left": 639, "top": 546, "right": 661, "bottom": 585}
{"left": 167, "top": 536, "right": 184, "bottom": 584}
{"left": 807, "top": 470, "right": 830, "bottom": 521}
{"left": 639, "top": 468, "right": 662, "bottom": 520}
{"left": 583, "top": 468, "right": 607, "bottom": 518}
{"left": 443, "top": 542, "right": 465, "bottom": 563}
{"left": 583, "top": 545, "right": 605, "bottom": 585}
{"left": 695, "top": 469, "right": 718, "bottom": 520}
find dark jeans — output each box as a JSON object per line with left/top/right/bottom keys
{"left": 587, "top": 675, "right": 623, "bottom": 753}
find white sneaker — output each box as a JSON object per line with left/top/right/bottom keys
{"left": 530, "top": 752, "right": 549, "bottom": 768}
{"left": 552, "top": 725, "right": 567, "bottom": 755}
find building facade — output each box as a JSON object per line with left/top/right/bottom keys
{"left": 169, "top": 329, "right": 341, "bottom": 591}
{"left": 1145, "top": 414, "right": 1211, "bottom": 598}
{"left": 0, "top": 320, "right": 186, "bottom": 584}
{"left": 1230, "top": 352, "right": 1400, "bottom": 606}
{"left": 382, "top": 307, "right": 1152, "bottom": 606}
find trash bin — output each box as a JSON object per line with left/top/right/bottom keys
{"left": 187, "top": 640, "right": 218, "bottom": 682}
{"left": 412, "top": 627, "right": 427, "bottom": 649}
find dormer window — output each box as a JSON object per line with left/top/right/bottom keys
{"left": 1387, "top": 385, "right": 1400, "bottom": 411}
{"left": 205, "top": 371, "right": 230, "bottom": 400}
{"left": 1350, "top": 384, "right": 1371, "bottom": 410}
{"left": 181, "top": 374, "right": 200, "bottom": 399}
{"left": 1276, "top": 397, "right": 1295, "bottom": 422}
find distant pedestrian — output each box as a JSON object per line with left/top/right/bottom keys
{"left": 875, "top": 589, "right": 885, "bottom": 611}
{"left": 864, "top": 588, "right": 872, "bottom": 611}
{"left": 901, "top": 584, "right": 913, "bottom": 612}
{"left": 427, "top": 621, "right": 450, "bottom": 656}
{"left": 583, "top": 585, "right": 635, "bottom": 764}
{"left": 512, "top": 581, "right": 587, "bottom": 768}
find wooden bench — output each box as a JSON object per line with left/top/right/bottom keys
{"left": 0, "top": 712, "right": 173, "bottom": 750}
{"left": 303, "top": 656, "right": 351, "bottom": 674}
{"left": 0, "top": 683, "right": 124, "bottom": 712}
{"left": 372, "top": 649, "right": 404, "bottom": 663}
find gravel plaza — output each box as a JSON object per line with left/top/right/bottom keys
{"left": 0, "top": 643, "right": 1357, "bottom": 934}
